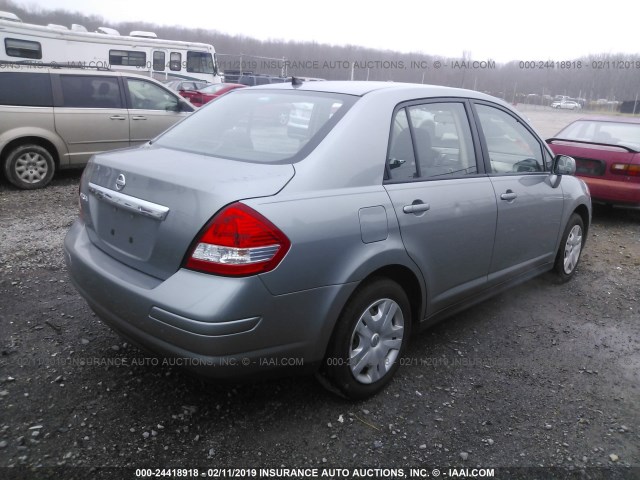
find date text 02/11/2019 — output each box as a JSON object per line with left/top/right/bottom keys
{"left": 519, "top": 60, "right": 640, "bottom": 69}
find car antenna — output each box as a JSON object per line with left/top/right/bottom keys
{"left": 292, "top": 77, "right": 303, "bottom": 87}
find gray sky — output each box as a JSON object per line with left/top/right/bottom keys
{"left": 12, "top": 0, "right": 640, "bottom": 62}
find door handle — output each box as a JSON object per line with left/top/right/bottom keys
{"left": 109, "top": 115, "right": 126, "bottom": 120}
{"left": 132, "top": 116, "right": 147, "bottom": 120}
{"left": 403, "top": 203, "right": 431, "bottom": 214}
{"left": 500, "top": 191, "right": 517, "bottom": 201}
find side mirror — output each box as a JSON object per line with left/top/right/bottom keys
{"left": 552, "top": 154, "right": 576, "bottom": 175}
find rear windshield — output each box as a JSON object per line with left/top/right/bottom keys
{"left": 558, "top": 120, "right": 640, "bottom": 150}
{"left": 155, "top": 90, "right": 357, "bottom": 163}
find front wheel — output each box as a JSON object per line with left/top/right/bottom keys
{"left": 321, "top": 278, "right": 411, "bottom": 399}
{"left": 553, "top": 213, "right": 585, "bottom": 282}
{"left": 4, "top": 144, "right": 55, "bottom": 189}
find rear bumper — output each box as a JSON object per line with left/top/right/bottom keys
{"left": 63, "top": 219, "right": 357, "bottom": 378}
{"left": 580, "top": 176, "right": 640, "bottom": 205}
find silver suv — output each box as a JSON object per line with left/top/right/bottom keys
{"left": 0, "top": 64, "right": 194, "bottom": 189}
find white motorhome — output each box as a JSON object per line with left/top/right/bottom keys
{"left": 0, "top": 11, "right": 221, "bottom": 83}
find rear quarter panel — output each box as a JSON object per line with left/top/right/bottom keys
{"left": 0, "top": 106, "right": 68, "bottom": 166}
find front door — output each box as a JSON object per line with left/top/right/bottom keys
{"left": 124, "top": 77, "right": 190, "bottom": 146}
{"left": 473, "top": 103, "right": 564, "bottom": 281}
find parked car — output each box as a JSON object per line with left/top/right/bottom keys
{"left": 182, "top": 82, "right": 246, "bottom": 107}
{"left": 238, "top": 74, "right": 289, "bottom": 86}
{"left": 64, "top": 81, "right": 591, "bottom": 399}
{"left": 547, "top": 116, "right": 640, "bottom": 206}
{"left": 164, "top": 79, "right": 211, "bottom": 95}
{"left": 551, "top": 100, "right": 581, "bottom": 110}
{"left": 0, "top": 64, "right": 194, "bottom": 189}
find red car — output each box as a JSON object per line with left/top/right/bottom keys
{"left": 547, "top": 116, "right": 640, "bottom": 206}
{"left": 182, "top": 83, "right": 246, "bottom": 107}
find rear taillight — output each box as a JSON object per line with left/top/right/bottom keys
{"left": 184, "top": 203, "right": 290, "bottom": 276}
{"left": 610, "top": 163, "right": 640, "bottom": 176}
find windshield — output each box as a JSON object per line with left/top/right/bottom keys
{"left": 155, "top": 90, "right": 356, "bottom": 163}
{"left": 186, "top": 51, "right": 215, "bottom": 75}
{"left": 557, "top": 120, "right": 640, "bottom": 149}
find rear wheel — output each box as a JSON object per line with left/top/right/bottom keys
{"left": 4, "top": 144, "right": 55, "bottom": 190}
{"left": 322, "top": 278, "right": 411, "bottom": 399}
{"left": 553, "top": 213, "right": 584, "bottom": 282}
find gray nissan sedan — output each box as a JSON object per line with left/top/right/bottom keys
{"left": 64, "top": 81, "right": 591, "bottom": 399}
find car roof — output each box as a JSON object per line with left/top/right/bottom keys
{"left": 250, "top": 80, "right": 503, "bottom": 102}
{"left": 0, "top": 65, "right": 177, "bottom": 86}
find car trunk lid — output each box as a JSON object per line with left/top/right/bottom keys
{"left": 81, "top": 145, "right": 294, "bottom": 280}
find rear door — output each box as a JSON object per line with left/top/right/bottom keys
{"left": 124, "top": 77, "right": 191, "bottom": 145}
{"left": 472, "top": 102, "right": 564, "bottom": 281}
{"left": 384, "top": 100, "right": 497, "bottom": 315}
{"left": 52, "top": 74, "right": 129, "bottom": 165}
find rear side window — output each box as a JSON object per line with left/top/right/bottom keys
{"left": 59, "top": 76, "right": 123, "bottom": 108}
{"left": 155, "top": 90, "right": 356, "bottom": 163}
{"left": 386, "top": 102, "right": 477, "bottom": 181}
{"left": 4, "top": 38, "right": 42, "bottom": 59}
{"left": 387, "top": 109, "right": 417, "bottom": 181}
{"left": 0, "top": 72, "right": 52, "bottom": 106}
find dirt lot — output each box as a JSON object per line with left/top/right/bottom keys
{"left": 1, "top": 108, "right": 639, "bottom": 479}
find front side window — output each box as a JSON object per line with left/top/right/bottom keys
{"left": 109, "top": 49, "right": 146, "bottom": 67}
{"left": 5, "top": 38, "right": 42, "bottom": 59}
{"left": 475, "top": 104, "right": 545, "bottom": 174}
{"left": 59, "top": 75, "right": 122, "bottom": 109}
{"left": 386, "top": 102, "right": 477, "bottom": 181}
{"left": 186, "top": 51, "right": 214, "bottom": 74}
{"left": 153, "top": 51, "right": 165, "bottom": 71}
{"left": 154, "top": 90, "right": 355, "bottom": 163}
{"left": 126, "top": 78, "right": 179, "bottom": 111}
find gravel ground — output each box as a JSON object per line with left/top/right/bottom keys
{"left": 1, "top": 109, "right": 639, "bottom": 479}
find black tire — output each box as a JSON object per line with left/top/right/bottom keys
{"left": 322, "top": 278, "right": 412, "bottom": 399}
{"left": 4, "top": 144, "right": 55, "bottom": 190}
{"left": 553, "top": 213, "right": 585, "bottom": 282}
